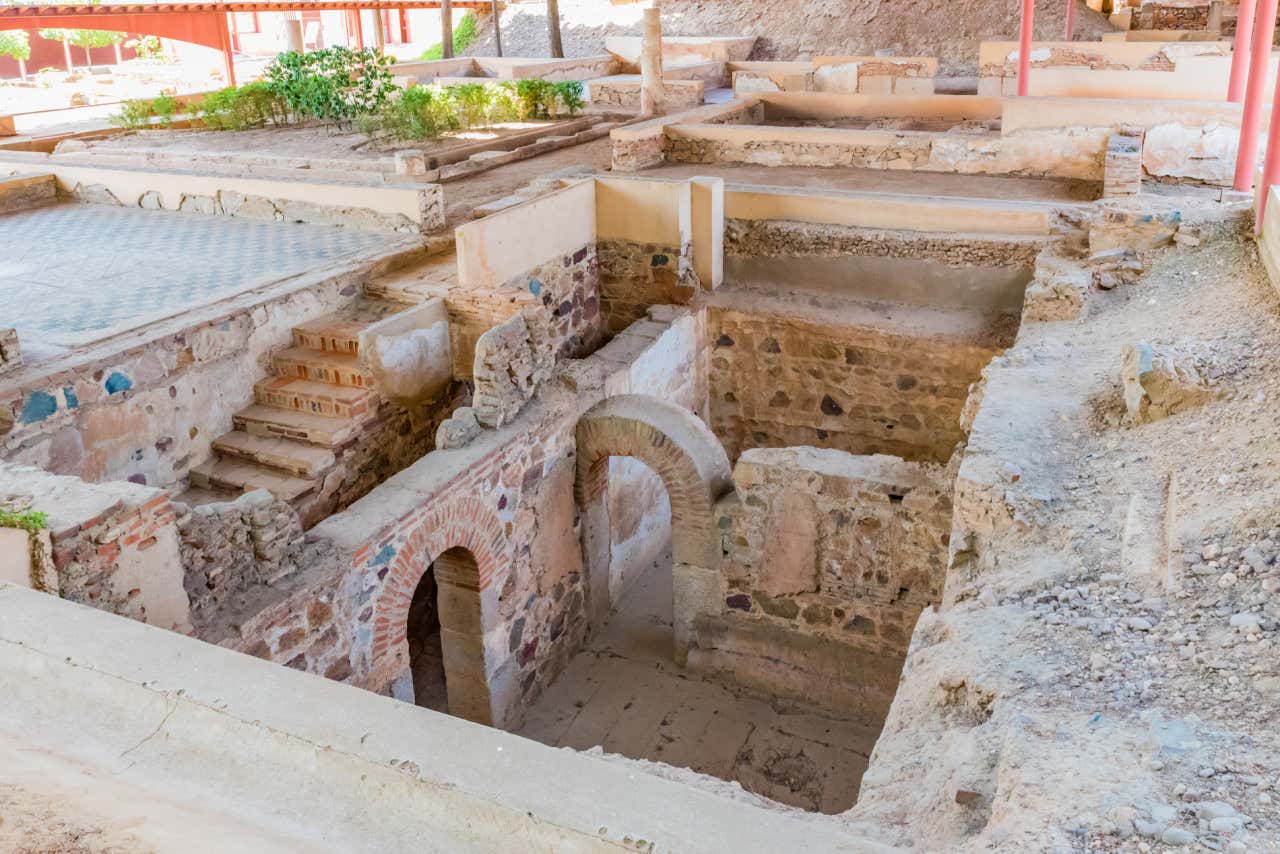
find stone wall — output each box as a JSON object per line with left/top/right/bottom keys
{"left": 0, "top": 250, "right": 402, "bottom": 489}
{"left": 725, "top": 218, "right": 1047, "bottom": 268}
{"left": 687, "top": 447, "right": 953, "bottom": 719}
{"left": 706, "top": 301, "right": 1007, "bottom": 463}
{"left": 0, "top": 172, "right": 56, "bottom": 215}
{"left": 609, "top": 99, "right": 764, "bottom": 172}
{"left": 0, "top": 328, "right": 19, "bottom": 376}
{"left": 0, "top": 462, "right": 190, "bottom": 631}
{"left": 224, "top": 308, "right": 705, "bottom": 729}
{"left": 589, "top": 77, "right": 707, "bottom": 112}
{"left": 176, "top": 489, "right": 304, "bottom": 621}
{"left": 598, "top": 239, "right": 699, "bottom": 334}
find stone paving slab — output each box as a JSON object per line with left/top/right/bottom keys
{"left": 0, "top": 203, "right": 395, "bottom": 349}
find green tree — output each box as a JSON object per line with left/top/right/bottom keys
{"left": 0, "top": 30, "right": 31, "bottom": 80}
{"left": 39, "top": 28, "right": 122, "bottom": 67}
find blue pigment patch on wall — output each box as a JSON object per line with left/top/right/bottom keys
{"left": 63, "top": 386, "right": 78, "bottom": 409}
{"left": 19, "top": 391, "right": 57, "bottom": 424}
{"left": 104, "top": 372, "right": 132, "bottom": 395}
{"left": 529, "top": 278, "right": 542, "bottom": 296}
{"left": 370, "top": 544, "right": 397, "bottom": 567}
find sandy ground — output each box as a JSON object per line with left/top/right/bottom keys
{"left": 516, "top": 543, "right": 884, "bottom": 814}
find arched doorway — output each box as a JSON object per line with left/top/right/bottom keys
{"left": 403, "top": 546, "right": 491, "bottom": 725}
{"left": 575, "top": 394, "right": 733, "bottom": 664}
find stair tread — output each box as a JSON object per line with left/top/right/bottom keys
{"left": 212, "top": 430, "right": 337, "bottom": 476}
{"left": 256, "top": 376, "right": 376, "bottom": 404}
{"left": 190, "top": 456, "right": 318, "bottom": 502}
{"left": 293, "top": 298, "right": 406, "bottom": 332}
{"left": 274, "top": 346, "right": 365, "bottom": 368}
{"left": 235, "top": 403, "right": 354, "bottom": 432}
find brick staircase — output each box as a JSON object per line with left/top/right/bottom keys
{"left": 188, "top": 298, "right": 406, "bottom": 522}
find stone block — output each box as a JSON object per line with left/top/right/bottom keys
{"left": 1121, "top": 341, "right": 1211, "bottom": 423}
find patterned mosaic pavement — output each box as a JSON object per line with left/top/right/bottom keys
{"left": 0, "top": 204, "right": 398, "bottom": 348}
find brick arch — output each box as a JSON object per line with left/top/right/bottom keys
{"left": 575, "top": 394, "right": 732, "bottom": 569}
{"left": 370, "top": 495, "right": 505, "bottom": 666}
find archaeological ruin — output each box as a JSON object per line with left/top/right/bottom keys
{"left": 2, "top": 0, "right": 1280, "bottom": 850}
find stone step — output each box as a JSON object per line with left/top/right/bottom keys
{"left": 233, "top": 403, "right": 363, "bottom": 447}
{"left": 254, "top": 376, "right": 379, "bottom": 420}
{"left": 211, "top": 431, "right": 337, "bottom": 478}
{"left": 188, "top": 456, "right": 318, "bottom": 503}
{"left": 291, "top": 298, "right": 406, "bottom": 354}
{"left": 272, "top": 347, "right": 374, "bottom": 389}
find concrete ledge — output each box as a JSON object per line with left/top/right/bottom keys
{"left": 0, "top": 583, "right": 896, "bottom": 853}
{"left": 753, "top": 91, "right": 1002, "bottom": 122}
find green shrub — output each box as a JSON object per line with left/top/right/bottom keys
{"left": 199, "top": 83, "right": 287, "bottom": 131}
{"left": 108, "top": 98, "right": 153, "bottom": 129}
{"left": 418, "top": 12, "right": 478, "bottom": 61}
{"left": 447, "top": 82, "right": 489, "bottom": 129}
{"left": 150, "top": 94, "right": 179, "bottom": 126}
{"left": 553, "top": 80, "right": 585, "bottom": 116}
{"left": 265, "top": 47, "right": 394, "bottom": 124}
{"left": 380, "top": 84, "right": 459, "bottom": 140}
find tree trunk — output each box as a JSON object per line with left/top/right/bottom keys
{"left": 113, "top": 41, "right": 122, "bottom": 65}
{"left": 83, "top": 45, "right": 91, "bottom": 67}
{"left": 492, "top": 0, "right": 503, "bottom": 57}
{"left": 18, "top": 58, "right": 26, "bottom": 81}
{"left": 547, "top": 0, "right": 564, "bottom": 58}
{"left": 441, "top": 0, "right": 454, "bottom": 59}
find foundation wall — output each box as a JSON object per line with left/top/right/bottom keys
{"left": 0, "top": 154, "right": 444, "bottom": 233}
{"left": 687, "top": 447, "right": 952, "bottom": 719}
{"left": 0, "top": 462, "right": 189, "bottom": 631}
{"left": 976, "top": 40, "right": 1265, "bottom": 101}
{"left": 232, "top": 309, "right": 705, "bottom": 730}
{"left": 706, "top": 302, "right": 1001, "bottom": 463}
{"left": 0, "top": 171, "right": 56, "bottom": 214}
{"left": 0, "top": 255, "right": 400, "bottom": 489}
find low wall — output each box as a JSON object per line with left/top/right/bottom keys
{"left": 640, "top": 93, "right": 1243, "bottom": 184}
{"left": 605, "top": 35, "right": 757, "bottom": 68}
{"left": 0, "top": 584, "right": 887, "bottom": 852}
{"left": 687, "top": 448, "right": 951, "bottom": 719}
{"left": 976, "top": 40, "right": 1264, "bottom": 101}
{"left": 392, "top": 55, "right": 618, "bottom": 83}
{"left": 0, "top": 153, "right": 444, "bottom": 233}
{"left": 0, "top": 462, "right": 189, "bottom": 632}
{"left": 0, "top": 171, "right": 55, "bottom": 214}
{"left": 0, "top": 243, "right": 414, "bottom": 489}
{"left": 610, "top": 98, "right": 764, "bottom": 171}
{"left": 589, "top": 75, "right": 706, "bottom": 112}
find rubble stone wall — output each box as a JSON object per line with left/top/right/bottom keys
{"left": 227, "top": 310, "right": 704, "bottom": 729}
{"left": 706, "top": 304, "right": 1003, "bottom": 463}
{"left": 598, "top": 239, "right": 699, "bottom": 334}
{"left": 687, "top": 447, "right": 953, "bottom": 719}
{"left": 0, "top": 256, "right": 393, "bottom": 489}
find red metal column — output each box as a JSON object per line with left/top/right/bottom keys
{"left": 1255, "top": 58, "right": 1280, "bottom": 231}
{"left": 1233, "top": 0, "right": 1280, "bottom": 191}
{"left": 1017, "top": 0, "right": 1035, "bottom": 96}
{"left": 1230, "top": 0, "right": 1258, "bottom": 102}
{"left": 1065, "top": 0, "right": 1076, "bottom": 40}
{"left": 216, "top": 11, "right": 236, "bottom": 86}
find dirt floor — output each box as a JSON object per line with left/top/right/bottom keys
{"left": 517, "top": 543, "right": 883, "bottom": 814}
{"left": 82, "top": 119, "right": 580, "bottom": 162}
{"left": 462, "top": 0, "right": 1117, "bottom": 76}
{"left": 646, "top": 160, "right": 1099, "bottom": 203}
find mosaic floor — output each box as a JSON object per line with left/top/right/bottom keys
{"left": 0, "top": 204, "right": 396, "bottom": 349}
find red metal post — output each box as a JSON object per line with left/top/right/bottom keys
{"left": 1255, "top": 57, "right": 1280, "bottom": 231}
{"left": 1017, "top": 0, "right": 1035, "bottom": 96}
{"left": 216, "top": 11, "right": 236, "bottom": 86}
{"left": 1065, "top": 0, "right": 1076, "bottom": 40}
{"left": 1234, "top": 0, "right": 1280, "bottom": 191}
{"left": 1230, "top": 0, "right": 1258, "bottom": 102}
